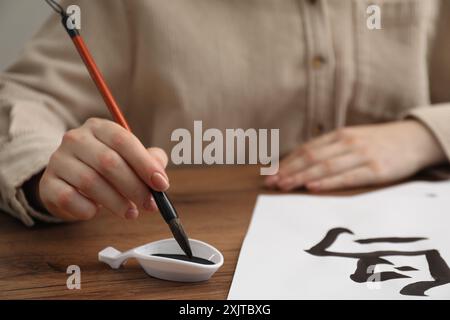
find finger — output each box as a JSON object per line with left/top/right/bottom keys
{"left": 306, "top": 166, "right": 376, "bottom": 191}
{"left": 61, "top": 133, "right": 155, "bottom": 213}
{"left": 264, "top": 174, "right": 280, "bottom": 188}
{"left": 44, "top": 201, "right": 79, "bottom": 222}
{"left": 266, "top": 148, "right": 304, "bottom": 187}
{"left": 305, "top": 130, "right": 340, "bottom": 149}
{"left": 147, "top": 147, "right": 169, "bottom": 169}
{"left": 52, "top": 153, "right": 139, "bottom": 219}
{"left": 278, "top": 141, "right": 350, "bottom": 179}
{"left": 277, "top": 152, "right": 366, "bottom": 191}
{"left": 271, "top": 131, "right": 342, "bottom": 187}
{"left": 40, "top": 175, "right": 97, "bottom": 221}
{"left": 148, "top": 196, "right": 158, "bottom": 212}
{"left": 88, "top": 120, "right": 170, "bottom": 190}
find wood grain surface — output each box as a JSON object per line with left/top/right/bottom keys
{"left": 0, "top": 165, "right": 384, "bottom": 299}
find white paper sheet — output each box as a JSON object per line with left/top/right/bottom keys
{"left": 228, "top": 181, "right": 450, "bottom": 299}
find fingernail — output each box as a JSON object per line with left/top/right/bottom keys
{"left": 278, "top": 177, "right": 296, "bottom": 191}
{"left": 151, "top": 172, "right": 170, "bottom": 191}
{"left": 150, "top": 197, "right": 158, "bottom": 212}
{"left": 125, "top": 207, "right": 139, "bottom": 220}
{"left": 143, "top": 196, "right": 158, "bottom": 212}
{"left": 143, "top": 196, "right": 152, "bottom": 211}
{"left": 307, "top": 182, "right": 320, "bottom": 191}
{"left": 265, "top": 175, "right": 279, "bottom": 186}
{"left": 279, "top": 177, "right": 293, "bottom": 187}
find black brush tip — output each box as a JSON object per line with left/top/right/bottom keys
{"left": 168, "top": 218, "right": 193, "bottom": 258}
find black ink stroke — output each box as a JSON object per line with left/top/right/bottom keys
{"left": 396, "top": 266, "right": 418, "bottom": 272}
{"left": 305, "top": 228, "right": 450, "bottom": 297}
{"left": 355, "top": 237, "right": 426, "bottom": 244}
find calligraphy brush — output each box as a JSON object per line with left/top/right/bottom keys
{"left": 44, "top": 0, "right": 193, "bottom": 258}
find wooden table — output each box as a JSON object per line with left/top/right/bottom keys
{"left": 0, "top": 165, "right": 380, "bottom": 299}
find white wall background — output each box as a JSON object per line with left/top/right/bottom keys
{"left": 0, "top": 0, "right": 50, "bottom": 70}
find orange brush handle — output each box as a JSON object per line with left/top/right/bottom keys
{"left": 71, "top": 35, "right": 131, "bottom": 132}
{"left": 45, "top": 1, "right": 193, "bottom": 258}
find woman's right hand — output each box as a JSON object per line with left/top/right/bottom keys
{"left": 38, "top": 118, "right": 169, "bottom": 222}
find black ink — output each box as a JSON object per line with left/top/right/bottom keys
{"left": 355, "top": 237, "right": 426, "bottom": 244}
{"left": 152, "top": 254, "right": 214, "bottom": 265}
{"left": 396, "top": 266, "right": 418, "bottom": 272}
{"left": 305, "top": 228, "right": 450, "bottom": 297}
{"left": 350, "top": 257, "right": 410, "bottom": 283}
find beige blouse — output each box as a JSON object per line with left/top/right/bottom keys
{"left": 1, "top": 0, "right": 450, "bottom": 226}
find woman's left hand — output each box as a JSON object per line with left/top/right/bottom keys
{"left": 265, "top": 120, "right": 446, "bottom": 192}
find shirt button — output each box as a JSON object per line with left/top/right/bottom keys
{"left": 314, "top": 123, "right": 325, "bottom": 136}
{"left": 312, "top": 55, "right": 326, "bottom": 69}
{"left": 308, "top": 0, "right": 318, "bottom": 5}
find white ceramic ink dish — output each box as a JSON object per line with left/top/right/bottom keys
{"left": 99, "top": 238, "right": 224, "bottom": 282}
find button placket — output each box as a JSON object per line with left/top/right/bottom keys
{"left": 301, "top": 0, "right": 335, "bottom": 139}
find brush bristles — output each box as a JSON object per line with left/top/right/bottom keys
{"left": 169, "top": 218, "right": 193, "bottom": 258}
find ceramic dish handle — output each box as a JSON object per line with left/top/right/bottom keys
{"left": 98, "top": 247, "right": 135, "bottom": 269}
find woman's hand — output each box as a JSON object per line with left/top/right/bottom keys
{"left": 39, "top": 118, "right": 169, "bottom": 221}
{"left": 265, "top": 120, "right": 446, "bottom": 192}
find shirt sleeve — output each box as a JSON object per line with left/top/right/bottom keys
{"left": 405, "top": 2, "right": 450, "bottom": 167}
{"left": 0, "top": 0, "right": 132, "bottom": 226}
{"left": 406, "top": 104, "right": 450, "bottom": 163}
